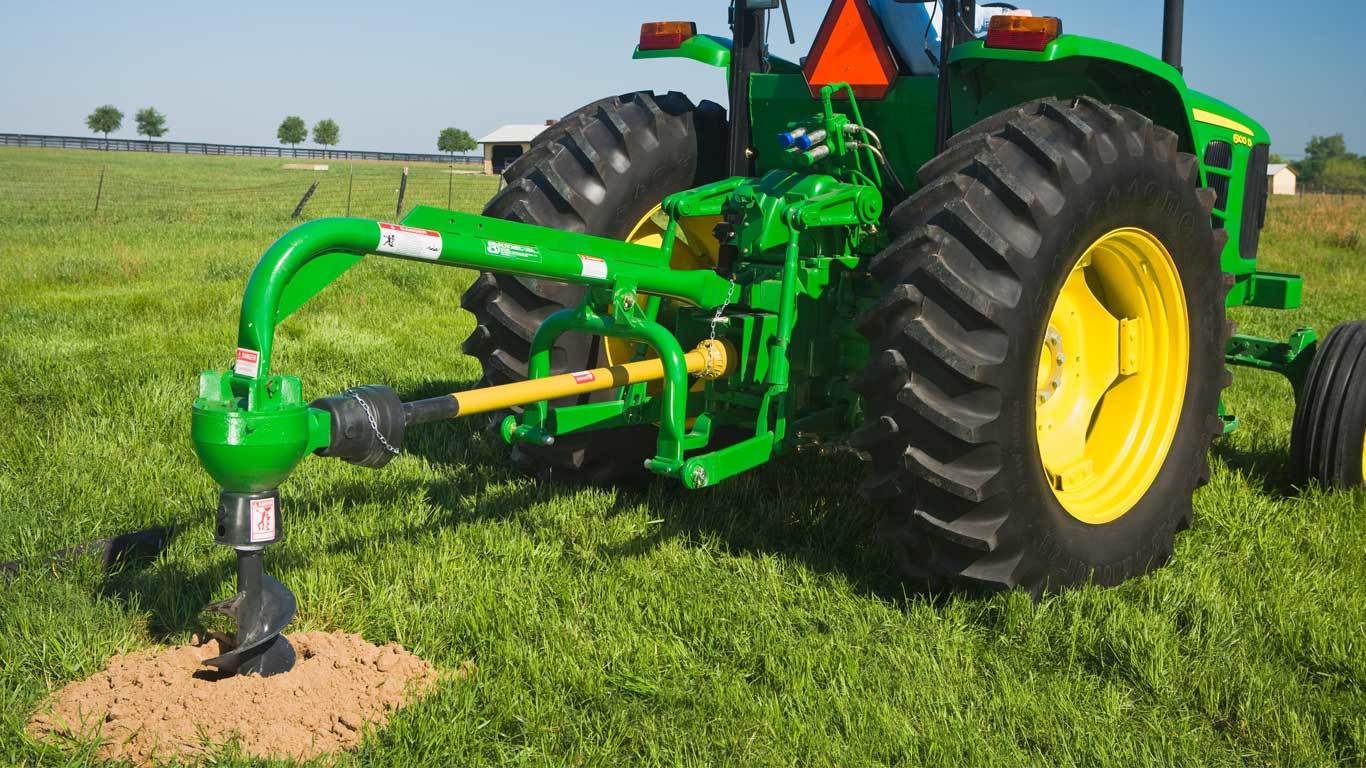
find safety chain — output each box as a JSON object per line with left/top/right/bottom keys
{"left": 347, "top": 390, "right": 400, "bottom": 455}
{"left": 709, "top": 280, "right": 737, "bottom": 341}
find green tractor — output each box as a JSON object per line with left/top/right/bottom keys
{"left": 191, "top": 0, "right": 1366, "bottom": 676}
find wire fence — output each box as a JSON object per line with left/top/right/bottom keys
{"left": 1282, "top": 184, "right": 1366, "bottom": 203}
{"left": 0, "top": 158, "right": 501, "bottom": 225}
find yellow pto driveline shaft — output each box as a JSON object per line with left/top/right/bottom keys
{"left": 451, "top": 339, "right": 732, "bottom": 417}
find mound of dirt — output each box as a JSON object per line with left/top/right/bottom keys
{"left": 27, "top": 631, "right": 454, "bottom": 765}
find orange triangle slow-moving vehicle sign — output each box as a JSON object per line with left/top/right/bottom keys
{"left": 802, "top": 0, "right": 898, "bottom": 99}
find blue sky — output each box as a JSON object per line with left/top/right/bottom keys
{"left": 1, "top": 0, "right": 1361, "bottom": 158}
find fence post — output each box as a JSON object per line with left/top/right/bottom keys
{"left": 346, "top": 163, "right": 354, "bottom": 217}
{"left": 395, "top": 166, "right": 409, "bottom": 219}
{"left": 447, "top": 164, "right": 454, "bottom": 209}
{"left": 94, "top": 165, "right": 106, "bottom": 213}
{"left": 291, "top": 181, "right": 320, "bottom": 220}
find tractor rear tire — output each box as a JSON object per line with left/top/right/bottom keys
{"left": 1290, "top": 320, "right": 1366, "bottom": 488}
{"left": 854, "top": 97, "right": 1232, "bottom": 595}
{"left": 459, "top": 91, "right": 726, "bottom": 484}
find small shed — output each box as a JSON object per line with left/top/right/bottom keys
{"left": 1267, "top": 163, "right": 1297, "bottom": 196}
{"left": 477, "top": 122, "right": 553, "bottom": 175}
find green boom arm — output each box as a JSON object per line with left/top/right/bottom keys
{"left": 195, "top": 203, "right": 737, "bottom": 495}
{"left": 235, "top": 206, "right": 735, "bottom": 380}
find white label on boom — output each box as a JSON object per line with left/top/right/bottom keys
{"left": 377, "top": 222, "right": 442, "bottom": 260}
{"left": 578, "top": 255, "right": 608, "bottom": 280}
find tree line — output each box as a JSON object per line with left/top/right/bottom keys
{"left": 84, "top": 105, "right": 346, "bottom": 151}
{"left": 275, "top": 116, "right": 342, "bottom": 152}
{"left": 72, "top": 103, "right": 1366, "bottom": 184}
{"left": 1280, "top": 134, "right": 1366, "bottom": 192}
{"left": 86, "top": 105, "right": 167, "bottom": 144}
{"left": 84, "top": 105, "right": 477, "bottom": 159}
{"left": 1267, "top": 133, "right": 1366, "bottom": 191}
{"left": 275, "top": 119, "right": 477, "bottom": 157}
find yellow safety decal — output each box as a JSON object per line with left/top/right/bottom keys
{"left": 1192, "top": 108, "right": 1254, "bottom": 139}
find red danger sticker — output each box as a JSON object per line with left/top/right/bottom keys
{"left": 249, "top": 496, "right": 276, "bottom": 543}
{"left": 377, "top": 222, "right": 442, "bottom": 260}
{"left": 572, "top": 371, "right": 596, "bottom": 384}
{"left": 235, "top": 348, "right": 260, "bottom": 378}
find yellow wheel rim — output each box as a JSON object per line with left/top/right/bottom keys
{"left": 604, "top": 205, "right": 722, "bottom": 367}
{"left": 1035, "top": 228, "right": 1189, "bottom": 524}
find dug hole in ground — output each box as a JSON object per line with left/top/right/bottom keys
{"left": 26, "top": 631, "right": 469, "bottom": 765}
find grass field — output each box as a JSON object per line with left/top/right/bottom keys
{"left": 1, "top": 147, "right": 1364, "bottom": 766}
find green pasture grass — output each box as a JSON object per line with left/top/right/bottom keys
{"left": 0, "top": 147, "right": 492, "bottom": 226}
{"left": 0, "top": 147, "right": 1363, "bottom": 766}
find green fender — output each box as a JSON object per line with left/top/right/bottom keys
{"left": 632, "top": 33, "right": 801, "bottom": 74}
{"left": 948, "top": 35, "right": 1267, "bottom": 153}
{"left": 948, "top": 34, "right": 1270, "bottom": 278}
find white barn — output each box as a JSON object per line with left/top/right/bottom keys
{"left": 1267, "top": 163, "right": 1297, "bottom": 196}
{"left": 477, "top": 122, "right": 553, "bottom": 175}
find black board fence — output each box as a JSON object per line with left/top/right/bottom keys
{"left": 0, "top": 132, "right": 479, "bottom": 165}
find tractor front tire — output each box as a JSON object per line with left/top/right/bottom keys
{"left": 460, "top": 91, "right": 726, "bottom": 484}
{"left": 1290, "top": 320, "right": 1366, "bottom": 488}
{"left": 855, "top": 97, "right": 1231, "bottom": 595}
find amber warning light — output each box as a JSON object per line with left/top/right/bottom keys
{"left": 984, "top": 15, "right": 1062, "bottom": 52}
{"left": 639, "top": 21, "right": 697, "bottom": 51}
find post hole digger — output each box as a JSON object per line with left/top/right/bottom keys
{"left": 192, "top": 0, "right": 1366, "bottom": 676}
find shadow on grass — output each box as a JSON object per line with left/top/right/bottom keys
{"left": 1210, "top": 439, "right": 1301, "bottom": 499}
{"left": 99, "top": 404, "right": 1309, "bottom": 641}
{"left": 376, "top": 382, "right": 914, "bottom": 606}
{"left": 97, "top": 380, "right": 959, "bottom": 638}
